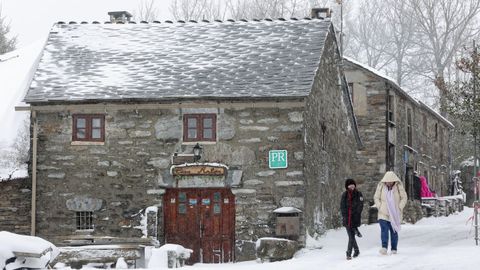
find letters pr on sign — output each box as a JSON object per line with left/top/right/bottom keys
{"left": 269, "top": 150, "right": 288, "bottom": 169}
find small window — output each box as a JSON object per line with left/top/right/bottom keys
{"left": 434, "top": 123, "right": 438, "bottom": 141}
{"left": 183, "top": 114, "right": 217, "bottom": 142}
{"left": 387, "top": 95, "right": 395, "bottom": 125}
{"left": 73, "top": 114, "right": 105, "bottom": 142}
{"left": 76, "top": 211, "right": 93, "bottom": 230}
{"left": 387, "top": 143, "right": 395, "bottom": 170}
{"left": 213, "top": 192, "right": 221, "bottom": 202}
{"left": 178, "top": 204, "right": 187, "bottom": 214}
{"left": 439, "top": 127, "right": 444, "bottom": 161}
{"left": 321, "top": 124, "right": 327, "bottom": 149}
{"left": 407, "top": 108, "right": 413, "bottom": 146}
{"left": 213, "top": 203, "right": 221, "bottom": 214}
{"left": 423, "top": 114, "right": 428, "bottom": 134}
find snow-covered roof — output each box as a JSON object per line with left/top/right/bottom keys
{"left": 24, "top": 19, "right": 332, "bottom": 104}
{"left": 0, "top": 40, "right": 45, "bottom": 180}
{"left": 343, "top": 56, "right": 454, "bottom": 129}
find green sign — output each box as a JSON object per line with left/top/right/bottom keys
{"left": 269, "top": 150, "right": 288, "bottom": 169}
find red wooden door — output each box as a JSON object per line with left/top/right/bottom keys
{"left": 164, "top": 188, "right": 235, "bottom": 264}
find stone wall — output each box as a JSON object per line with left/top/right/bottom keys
{"left": 303, "top": 29, "right": 359, "bottom": 237}
{"left": 33, "top": 104, "right": 305, "bottom": 260}
{"left": 343, "top": 65, "right": 389, "bottom": 217}
{"left": 344, "top": 61, "right": 452, "bottom": 223}
{"left": 0, "top": 178, "right": 31, "bottom": 234}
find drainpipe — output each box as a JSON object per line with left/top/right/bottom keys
{"left": 385, "top": 86, "right": 390, "bottom": 171}
{"left": 31, "top": 110, "right": 38, "bottom": 236}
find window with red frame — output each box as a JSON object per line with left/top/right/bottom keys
{"left": 183, "top": 114, "right": 216, "bottom": 142}
{"left": 73, "top": 114, "right": 105, "bottom": 142}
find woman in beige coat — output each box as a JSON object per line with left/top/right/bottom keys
{"left": 373, "top": 171, "right": 407, "bottom": 255}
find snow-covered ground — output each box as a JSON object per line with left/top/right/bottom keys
{"left": 186, "top": 207, "right": 477, "bottom": 270}
{"left": 44, "top": 207, "right": 480, "bottom": 269}
{"left": 0, "top": 207, "right": 473, "bottom": 269}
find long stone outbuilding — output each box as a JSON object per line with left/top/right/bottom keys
{"left": 343, "top": 57, "right": 454, "bottom": 223}
{"left": 17, "top": 12, "right": 362, "bottom": 264}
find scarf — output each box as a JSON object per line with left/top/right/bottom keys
{"left": 385, "top": 185, "right": 401, "bottom": 233}
{"left": 347, "top": 190, "right": 353, "bottom": 227}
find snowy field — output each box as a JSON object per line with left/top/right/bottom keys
{"left": 183, "top": 207, "right": 477, "bottom": 270}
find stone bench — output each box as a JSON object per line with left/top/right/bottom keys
{"left": 51, "top": 236, "right": 159, "bottom": 268}
{"left": 55, "top": 244, "right": 144, "bottom": 269}
{"left": 421, "top": 195, "right": 465, "bottom": 217}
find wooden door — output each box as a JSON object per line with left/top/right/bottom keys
{"left": 164, "top": 188, "right": 235, "bottom": 264}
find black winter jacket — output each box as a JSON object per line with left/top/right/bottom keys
{"left": 340, "top": 189, "right": 364, "bottom": 228}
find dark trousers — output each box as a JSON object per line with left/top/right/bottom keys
{"left": 346, "top": 227, "right": 359, "bottom": 254}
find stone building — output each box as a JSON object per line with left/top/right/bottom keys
{"left": 19, "top": 14, "right": 361, "bottom": 263}
{"left": 343, "top": 57, "right": 454, "bottom": 222}
{"left": 0, "top": 178, "right": 31, "bottom": 235}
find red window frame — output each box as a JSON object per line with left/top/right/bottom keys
{"left": 183, "top": 114, "right": 217, "bottom": 142}
{"left": 72, "top": 114, "right": 105, "bottom": 142}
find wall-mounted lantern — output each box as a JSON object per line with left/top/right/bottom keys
{"left": 193, "top": 143, "right": 203, "bottom": 162}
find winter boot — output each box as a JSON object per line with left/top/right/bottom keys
{"left": 391, "top": 250, "right": 397, "bottom": 254}
{"left": 346, "top": 251, "right": 352, "bottom": 260}
{"left": 353, "top": 250, "right": 360, "bottom": 258}
{"left": 379, "top": 248, "right": 387, "bottom": 255}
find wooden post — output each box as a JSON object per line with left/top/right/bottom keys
{"left": 31, "top": 110, "right": 37, "bottom": 236}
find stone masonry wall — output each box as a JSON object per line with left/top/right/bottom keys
{"left": 304, "top": 29, "right": 359, "bottom": 237}
{"left": 344, "top": 62, "right": 452, "bottom": 224}
{"left": 343, "top": 66, "right": 388, "bottom": 217}
{"left": 0, "top": 178, "right": 31, "bottom": 234}
{"left": 34, "top": 104, "right": 305, "bottom": 260}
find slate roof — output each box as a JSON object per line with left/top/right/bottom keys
{"left": 24, "top": 19, "right": 332, "bottom": 104}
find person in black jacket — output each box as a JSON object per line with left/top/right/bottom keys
{"left": 340, "top": 178, "right": 364, "bottom": 260}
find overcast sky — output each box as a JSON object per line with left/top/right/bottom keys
{"left": 1, "top": 0, "right": 174, "bottom": 47}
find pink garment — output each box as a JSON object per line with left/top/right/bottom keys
{"left": 420, "top": 176, "right": 434, "bottom": 197}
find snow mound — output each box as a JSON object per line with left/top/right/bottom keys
{"left": 0, "top": 231, "right": 59, "bottom": 269}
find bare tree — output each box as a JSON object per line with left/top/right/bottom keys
{"left": 166, "top": 0, "right": 336, "bottom": 21}
{"left": 11, "top": 118, "right": 30, "bottom": 167}
{"left": 169, "top": 0, "right": 348, "bottom": 23}
{"left": 344, "top": 0, "right": 393, "bottom": 70}
{"left": 133, "top": 0, "right": 159, "bottom": 22}
{"left": 382, "top": 0, "right": 417, "bottom": 87}
{"left": 0, "top": 6, "right": 16, "bottom": 54}
{"left": 407, "top": 0, "right": 480, "bottom": 114}
{"left": 170, "top": 0, "right": 212, "bottom": 21}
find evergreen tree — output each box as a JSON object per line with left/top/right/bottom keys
{"left": 445, "top": 43, "right": 480, "bottom": 166}
{"left": 0, "top": 7, "right": 16, "bottom": 54}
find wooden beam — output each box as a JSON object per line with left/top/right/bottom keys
{"left": 15, "top": 100, "right": 306, "bottom": 112}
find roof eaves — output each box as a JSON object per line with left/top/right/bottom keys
{"left": 418, "top": 101, "right": 454, "bottom": 129}
{"left": 343, "top": 57, "right": 419, "bottom": 105}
